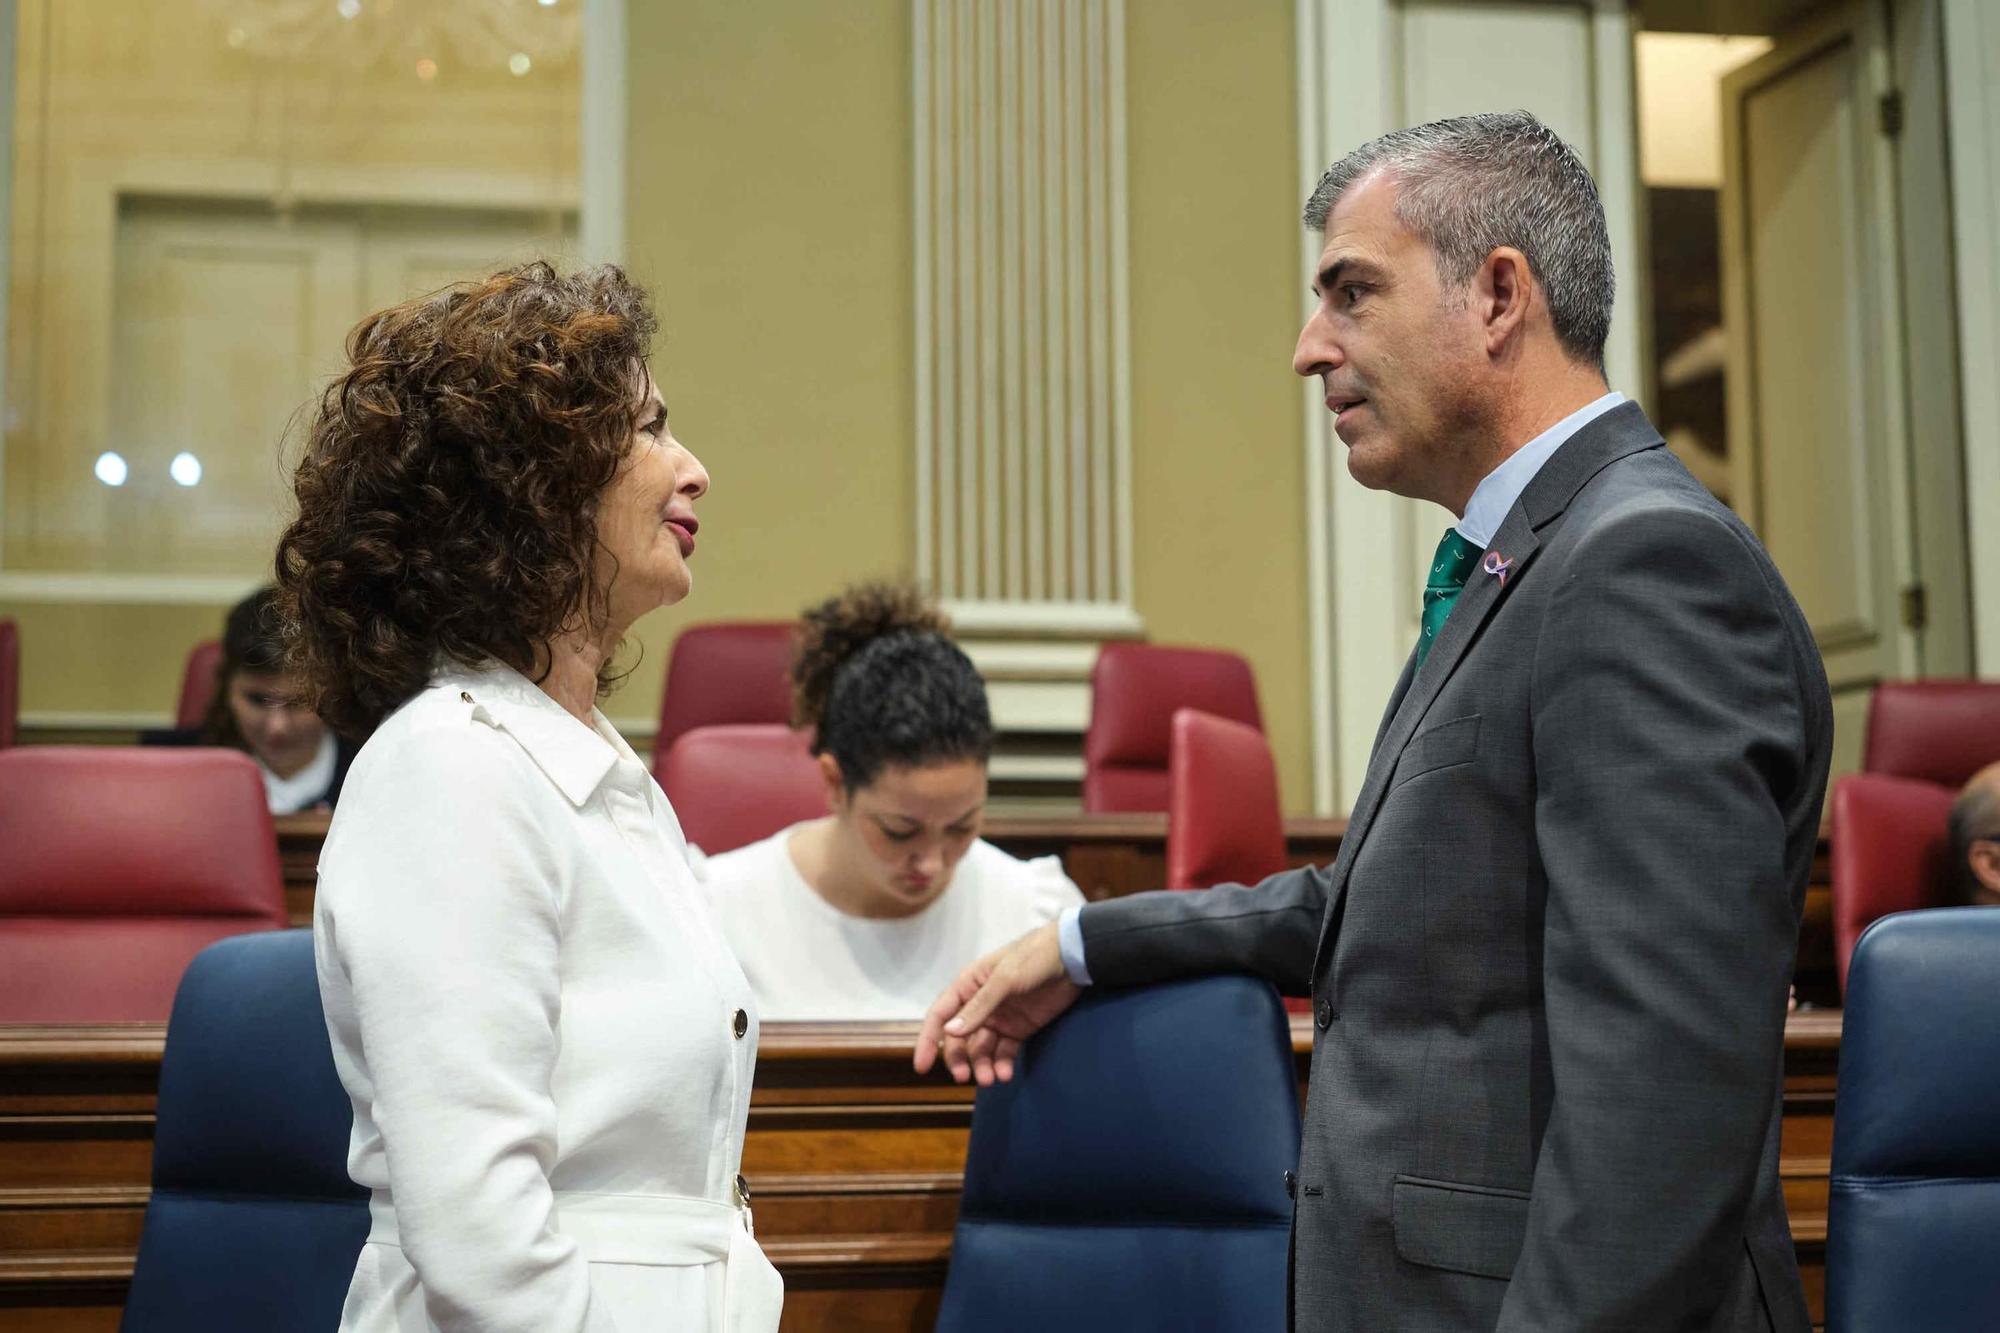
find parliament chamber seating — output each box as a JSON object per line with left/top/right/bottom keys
{"left": 1861, "top": 679, "right": 2000, "bottom": 789}
{"left": 174, "top": 638, "right": 223, "bottom": 731}
{"left": 0, "top": 616, "right": 17, "bottom": 748}
{"left": 1828, "top": 773, "right": 1956, "bottom": 994}
{"left": 1167, "top": 708, "right": 1310, "bottom": 1015}
{"left": 0, "top": 746, "right": 287, "bottom": 1022}
{"left": 937, "top": 974, "right": 1298, "bottom": 1332}
{"left": 1827, "top": 908, "right": 2000, "bottom": 1331}
{"left": 1082, "top": 642, "right": 1263, "bottom": 814}
{"left": 122, "top": 928, "right": 368, "bottom": 1329}
{"left": 656, "top": 722, "right": 826, "bottom": 855}
{"left": 655, "top": 620, "right": 796, "bottom": 754}
{"left": 1166, "top": 708, "right": 1286, "bottom": 892}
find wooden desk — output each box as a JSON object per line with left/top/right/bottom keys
{"left": 274, "top": 812, "right": 1840, "bottom": 1003}
{"left": 0, "top": 1013, "right": 1840, "bottom": 1331}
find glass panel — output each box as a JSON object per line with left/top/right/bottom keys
{"left": 5, "top": 0, "right": 581, "bottom": 577}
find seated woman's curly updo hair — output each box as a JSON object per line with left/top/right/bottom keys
{"left": 276, "top": 261, "right": 656, "bottom": 738}
{"left": 791, "top": 583, "right": 993, "bottom": 789}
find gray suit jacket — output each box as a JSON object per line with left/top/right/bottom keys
{"left": 1081, "top": 403, "right": 1831, "bottom": 1332}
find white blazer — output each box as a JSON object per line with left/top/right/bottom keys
{"left": 315, "top": 660, "right": 781, "bottom": 1332}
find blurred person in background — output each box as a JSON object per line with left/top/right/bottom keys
{"left": 1948, "top": 761, "right": 2000, "bottom": 907}
{"left": 144, "top": 585, "right": 353, "bottom": 813}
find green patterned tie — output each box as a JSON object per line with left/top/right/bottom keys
{"left": 1417, "top": 528, "right": 1483, "bottom": 667}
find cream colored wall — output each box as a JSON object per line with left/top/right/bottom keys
{"left": 617, "top": 0, "right": 915, "bottom": 727}
{"left": 1123, "top": 0, "right": 1310, "bottom": 810}
{"left": 1, "top": 0, "right": 577, "bottom": 722}
{"left": 622, "top": 0, "right": 1314, "bottom": 808}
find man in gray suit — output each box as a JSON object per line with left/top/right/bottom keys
{"left": 917, "top": 110, "right": 1832, "bottom": 1331}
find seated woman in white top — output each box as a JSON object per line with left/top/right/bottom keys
{"left": 279, "top": 262, "right": 779, "bottom": 1333}
{"left": 701, "top": 583, "right": 1084, "bottom": 1020}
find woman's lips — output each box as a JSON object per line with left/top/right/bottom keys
{"left": 666, "top": 517, "right": 697, "bottom": 557}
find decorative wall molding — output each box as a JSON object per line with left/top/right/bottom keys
{"left": 913, "top": 0, "right": 1135, "bottom": 632}
{"left": 579, "top": 0, "right": 624, "bottom": 266}
{"left": 1943, "top": 0, "right": 2000, "bottom": 670}
{"left": 1295, "top": 0, "right": 1394, "bottom": 816}
{"left": 0, "top": 572, "right": 264, "bottom": 604}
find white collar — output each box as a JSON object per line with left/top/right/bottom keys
{"left": 1456, "top": 391, "right": 1625, "bottom": 548}
{"left": 429, "top": 658, "right": 642, "bottom": 807}
{"left": 263, "top": 730, "right": 338, "bottom": 814}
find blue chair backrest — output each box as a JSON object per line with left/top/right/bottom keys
{"left": 1827, "top": 908, "right": 2000, "bottom": 1332}
{"left": 937, "top": 974, "right": 1300, "bottom": 1332}
{"left": 123, "top": 929, "right": 367, "bottom": 1330}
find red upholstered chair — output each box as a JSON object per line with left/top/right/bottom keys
{"left": 1830, "top": 771, "right": 1957, "bottom": 995}
{"left": 0, "top": 746, "right": 287, "bottom": 1022}
{"left": 176, "top": 639, "right": 224, "bottom": 730}
{"left": 0, "top": 618, "right": 17, "bottom": 749}
{"left": 656, "top": 724, "right": 826, "bottom": 856}
{"left": 1083, "top": 643, "right": 1262, "bottom": 814}
{"left": 1165, "top": 708, "right": 1308, "bottom": 1014}
{"left": 1166, "top": 709, "right": 1285, "bottom": 892}
{"left": 656, "top": 622, "right": 797, "bottom": 756}
{"left": 1863, "top": 680, "right": 2000, "bottom": 789}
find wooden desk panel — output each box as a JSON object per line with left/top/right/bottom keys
{"left": 0, "top": 1013, "right": 1840, "bottom": 1331}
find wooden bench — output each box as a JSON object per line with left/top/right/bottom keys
{"left": 0, "top": 1011, "right": 1841, "bottom": 1331}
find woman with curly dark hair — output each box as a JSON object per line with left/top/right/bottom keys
{"left": 280, "top": 262, "right": 780, "bottom": 1333}
{"left": 699, "top": 582, "right": 1083, "bottom": 1019}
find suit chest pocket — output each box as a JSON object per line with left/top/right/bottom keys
{"left": 1389, "top": 713, "right": 1480, "bottom": 790}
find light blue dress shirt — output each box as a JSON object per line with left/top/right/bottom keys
{"left": 1055, "top": 390, "right": 1628, "bottom": 986}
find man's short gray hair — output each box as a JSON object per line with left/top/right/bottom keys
{"left": 1303, "top": 110, "right": 1614, "bottom": 370}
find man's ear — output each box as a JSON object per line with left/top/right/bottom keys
{"left": 1474, "top": 247, "right": 1535, "bottom": 356}
{"left": 817, "top": 752, "right": 847, "bottom": 811}
{"left": 1971, "top": 840, "right": 2000, "bottom": 897}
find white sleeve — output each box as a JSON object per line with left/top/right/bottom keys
{"left": 1017, "top": 852, "right": 1087, "bottom": 925}
{"left": 320, "top": 730, "right": 617, "bottom": 1333}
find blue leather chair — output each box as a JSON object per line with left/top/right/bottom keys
{"left": 123, "top": 929, "right": 367, "bottom": 1330}
{"left": 937, "top": 974, "right": 1300, "bottom": 1332}
{"left": 1827, "top": 908, "right": 2000, "bottom": 1331}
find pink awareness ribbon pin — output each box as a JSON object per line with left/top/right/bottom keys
{"left": 1482, "top": 550, "right": 1513, "bottom": 587}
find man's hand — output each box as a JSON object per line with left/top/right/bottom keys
{"left": 914, "top": 921, "right": 1080, "bottom": 1085}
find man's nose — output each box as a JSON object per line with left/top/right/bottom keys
{"left": 1292, "top": 312, "right": 1338, "bottom": 379}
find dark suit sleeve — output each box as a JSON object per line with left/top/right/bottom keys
{"left": 1077, "top": 866, "right": 1330, "bottom": 996}
{"left": 1497, "top": 505, "right": 1807, "bottom": 1329}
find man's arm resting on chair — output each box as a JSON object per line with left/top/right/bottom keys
{"left": 916, "top": 866, "right": 1328, "bottom": 1084}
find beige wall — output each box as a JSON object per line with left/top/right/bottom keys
{"left": 619, "top": 0, "right": 915, "bottom": 719}
{"left": 623, "top": 0, "right": 1313, "bottom": 808}
{"left": 1122, "top": 0, "right": 1310, "bottom": 809}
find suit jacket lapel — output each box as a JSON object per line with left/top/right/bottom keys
{"left": 1314, "top": 403, "right": 1668, "bottom": 960}
{"left": 1322, "top": 510, "right": 1542, "bottom": 890}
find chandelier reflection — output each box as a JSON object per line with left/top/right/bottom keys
{"left": 205, "top": 0, "right": 580, "bottom": 83}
